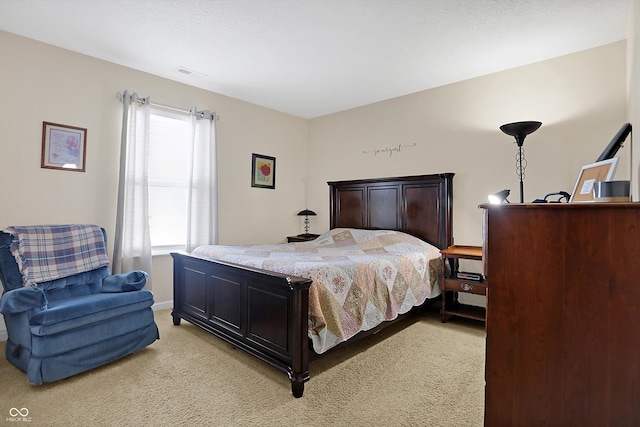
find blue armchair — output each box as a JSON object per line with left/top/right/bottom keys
{"left": 0, "top": 225, "right": 159, "bottom": 384}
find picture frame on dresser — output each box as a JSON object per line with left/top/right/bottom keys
{"left": 569, "top": 157, "right": 618, "bottom": 202}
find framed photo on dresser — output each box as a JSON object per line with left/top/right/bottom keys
{"left": 569, "top": 157, "right": 618, "bottom": 202}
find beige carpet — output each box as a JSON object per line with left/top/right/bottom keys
{"left": 0, "top": 305, "right": 485, "bottom": 426}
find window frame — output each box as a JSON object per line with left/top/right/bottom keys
{"left": 147, "top": 106, "right": 191, "bottom": 254}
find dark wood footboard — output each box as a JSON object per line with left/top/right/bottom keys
{"left": 171, "top": 252, "right": 313, "bottom": 397}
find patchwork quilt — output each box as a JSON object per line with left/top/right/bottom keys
{"left": 192, "top": 228, "right": 443, "bottom": 354}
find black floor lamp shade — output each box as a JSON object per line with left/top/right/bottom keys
{"left": 500, "top": 121, "right": 542, "bottom": 203}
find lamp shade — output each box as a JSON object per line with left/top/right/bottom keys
{"left": 499, "top": 121, "right": 541, "bottom": 203}
{"left": 488, "top": 189, "right": 511, "bottom": 204}
{"left": 297, "top": 209, "right": 316, "bottom": 216}
{"left": 500, "top": 121, "right": 542, "bottom": 146}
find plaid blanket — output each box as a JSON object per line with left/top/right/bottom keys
{"left": 192, "top": 228, "right": 442, "bottom": 353}
{"left": 3, "top": 224, "right": 110, "bottom": 287}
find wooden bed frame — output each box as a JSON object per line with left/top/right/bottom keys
{"left": 171, "top": 173, "right": 454, "bottom": 397}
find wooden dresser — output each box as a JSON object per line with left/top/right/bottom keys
{"left": 481, "top": 203, "right": 640, "bottom": 426}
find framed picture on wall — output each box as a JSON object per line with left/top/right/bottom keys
{"left": 251, "top": 153, "right": 276, "bottom": 189}
{"left": 41, "top": 121, "right": 87, "bottom": 172}
{"left": 569, "top": 157, "right": 618, "bottom": 202}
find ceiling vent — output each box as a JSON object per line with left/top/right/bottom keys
{"left": 175, "top": 66, "right": 207, "bottom": 78}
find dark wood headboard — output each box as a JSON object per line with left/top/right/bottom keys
{"left": 328, "top": 173, "right": 454, "bottom": 250}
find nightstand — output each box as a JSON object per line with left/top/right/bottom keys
{"left": 440, "top": 245, "right": 487, "bottom": 323}
{"left": 287, "top": 234, "right": 320, "bottom": 243}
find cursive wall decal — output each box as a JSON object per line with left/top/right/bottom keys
{"left": 362, "top": 143, "right": 417, "bottom": 157}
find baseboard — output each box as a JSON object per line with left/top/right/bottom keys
{"left": 0, "top": 301, "right": 173, "bottom": 343}
{"left": 152, "top": 300, "right": 173, "bottom": 311}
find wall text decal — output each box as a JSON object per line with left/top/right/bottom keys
{"left": 362, "top": 143, "right": 417, "bottom": 157}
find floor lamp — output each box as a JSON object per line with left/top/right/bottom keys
{"left": 500, "top": 121, "right": 542, "bottom": 203}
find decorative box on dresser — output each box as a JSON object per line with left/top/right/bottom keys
{"left": 481, "top": 203, "right": 640, "bottom": 427}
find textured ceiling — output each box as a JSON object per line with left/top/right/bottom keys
{"left": 0, "top": 0, "right": 630, "bottom": 118}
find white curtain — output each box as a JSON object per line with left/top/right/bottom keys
{"left": 113, "top": 90, "right": 153, "bottom": 288}
{"left": 186, "top": 108, "right": 218, "bottom": 251}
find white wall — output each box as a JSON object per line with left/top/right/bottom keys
{"left": 307, "top": 42, "right": 628, "bottom": 247}
{"left": 0, "top": 31, "right": 310, "bottom": 325}
{"left": 0, "top": 29, "right": 632, "bottom": 338}
{"left": 629, "top": 0, "right": 640, "bottom": 198}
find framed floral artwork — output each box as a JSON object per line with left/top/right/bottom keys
{"left": 251, "top": 153, "right": 276, "bottom": 189}
{"left": 41, "top": 121, "right": 87, "bottom": 172}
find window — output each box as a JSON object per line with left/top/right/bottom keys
{"left": 147, "top": 108, "right": 190, "bottom": 252}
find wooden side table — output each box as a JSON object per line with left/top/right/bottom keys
{"left": 440, "top": 245, "right": 487, "bottom": 323}
{"left": 287, "top": 234, "right": 320, "bottom": 243}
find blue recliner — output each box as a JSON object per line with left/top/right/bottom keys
{"left": 0, "top": 224, "right": 159, "bottom": 384}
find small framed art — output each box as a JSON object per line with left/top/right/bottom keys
{"left": 251, "top": 153, "right": 276, "bottom": 189}
{"left": 569, "top": 157, "right": 618, "bottom": 202}
{"left": 41, "top": 121, "right": 87, "bottom": 172}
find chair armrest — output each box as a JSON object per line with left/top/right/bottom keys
{"left": 101, "top": 271, "right": 148, "bottom": 293}
{"left": 0, "top": 287, "right": 48, "bottom": 314}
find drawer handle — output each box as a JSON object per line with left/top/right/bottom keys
{"left": 461, "top": 283, "right": 473, "bottom": 291}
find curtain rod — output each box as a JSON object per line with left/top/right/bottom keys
{"left": 117, "top": 91, "right": 218, "bottom": 120}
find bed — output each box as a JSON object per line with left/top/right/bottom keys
{"left": 171, "top": 173, "right": 454, "bottom": 397}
